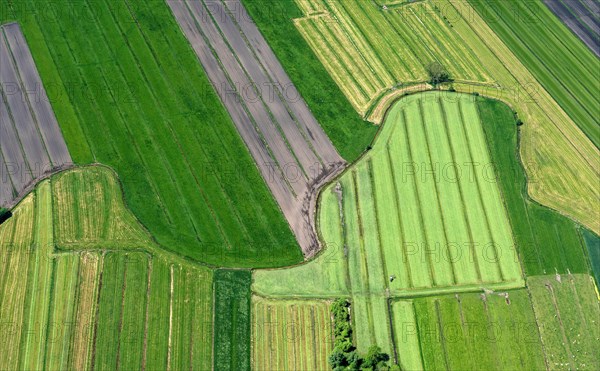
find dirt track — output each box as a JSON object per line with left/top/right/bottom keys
{"left": 166, "top": 0, "right": 346, "bottom": 257}
{"left": 544, "top": 0, "right": 600, "bottom": 57}
{"left": 0, "top": 23, "right": 73, "bottom": 208}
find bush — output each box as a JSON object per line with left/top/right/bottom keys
{"left": 516, "top": 119, "right": 524, "bottom": 126}
{"left": 426, "top": 61, "right": 451, "bottom": 85}
{"left": 0, "top": 208, "right": 11, "bottom": 225}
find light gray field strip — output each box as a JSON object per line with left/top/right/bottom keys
{"left": 0, "top": 23, "right": 73, "bottom": 208}
{"left": 544, "top": 0, "right": 600, "bottom": 57}
{"left": 167, "top": 0, "right": 346, "bottom": 256}
{"left": 4, "top": 23, "right": 72, "bottom": 166}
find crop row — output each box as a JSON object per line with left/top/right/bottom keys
{"left": 3, "top": 0, "right": 299, "bottom": 267}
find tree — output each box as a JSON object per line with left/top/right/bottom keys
{"left": 362, "top": 345, "right": 390, "bottom": 370}
{"left": 426, "top": 61, "right": 451, "bottom": 85}
{"left": 329, "top": 349, "right": 348, "bottom": 369}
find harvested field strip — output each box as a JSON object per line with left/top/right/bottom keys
{"left": 391, "top": 301, "right": 423, "bottom": 371}
{"left": 20, "top": 182, "right": 54, "bottom": 371}
{"left": 251, "top": 298, "right": 333, "bottom": 371}
{"left": 529, "top": 274, "right": 600, "bottom": 370}
{"left": 214, "top": 270, "right": 252, "bottom": 371}
{"left": 44, "top": 255, "right": 80, "bottom": 371}
{"left": 543, "top": 0, "right": 600, "bottom": 58}
{"left": 0, "top": 23, "right": 72, "bottom": 208}
{"left": 52, "top": 166, "right": 151, "bottom": 248}
{"left": 413, "top": 290, "right": 546, "bottom": 371}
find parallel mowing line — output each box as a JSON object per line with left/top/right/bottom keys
{"left": 183, "top": 1, "right": 298, "bottom": 199}
{"left": 77, "top": 1, "right": 223, "bottom": 249}
{"left": 219, "top": 0, "right": 326, "bottom": 168}
{"left": 41, "top": 4, "right": 171, "bottom": 229}
{"left": 106, "top": 0, "right": 253, "bottom": 246}
{"left": 316, "top": 16, "right": 381, "bottom": 96}
{"left": 385, "top": 144, "right": 414, "bottom": 288}
{"left": 400, "top": 109, "right": 438, "bottom": 287}
{"left": 196, "top": 0, "right": 311, "bottom": 181}
{"left": 88, "top": 253, "right": 104, "bottom": 371}
{"left": 382, "top": 8, "right": 435, "bottom": 69}
{"left": 351, "top": 171, "right": 376, "bottom": 344}
{"left": 457, "top": 100, "right": 504, "bottom": 281}
{"left": 367, "top": 159, "right": 391, "bottom": 291}
{"left": 434, "top": 300, "right": 451, "bottom": 370}
{"left": 306, "top": 18, "right": 371, "bottom": 103}
{"left": 320, "top": 0, "right": 392, "bottom": 87}
{"left": 346, "top": 0, "right": 418, "bottom": 80}
{"left": 129, "top": 0, "right": 297, "bottom": 234}
{"left": 439, "top": 98, "right": 483, "bottom": 282}
{"left": 417, "top": 99, "right": 458, "bottom": 285}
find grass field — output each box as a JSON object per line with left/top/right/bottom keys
{"left": 0, "top": 169, "right": 214, "bottom": 370}
{"left": 528, "top": 274, "right": 600, "bottom": 370}
{"left": 477, "top": 98, "right": 589, "bottom": 276}
{"left": 469, "top": 0, "right": 600, "bottom": 148}
{"left": 214, "top": 270, "right": 252, "bottom": 371}
{"left": 241, "top": 0, "right": 378, "bottom": 161}
{"left": 290, "top": 0, "right": 600, "bottom": 236}
{"left": 410, "top": 290, "right": 547, "bottom": 370}
{"left": 0, "top": 0, "right": 302, "bottom": 267}
{"left": 251, "top": 297, "right": 334, "bottom": 370}
{"left": 582, "top": 230, "right": 600, "bottom": 286}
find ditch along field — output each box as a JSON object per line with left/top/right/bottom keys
{"left": 582, "top": 230, "right": 600, "bottom": 286}
{"left": 253, "top": 92, "right": 595, "bottom": 360}
{"left": 0, "top": 0, "right": 302, "bottom": 267}
{"left": 528, "top": 274, "right": 600, "bottom": 370}
{"left": 291, "top": 0, "right": 600, "bottom": 237}
{"left": 0, "top": 169, "right": 214, "bottom": 371}
{"left": 251, "top": 298, "right": 334, "bottom": 371}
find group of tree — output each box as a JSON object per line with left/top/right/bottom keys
{"left": 0, "top": 207, "right": 10, "bottom": 225}
{"left": 426, "top": 61, "right": 451, "bottom": 86}
{"left": 328, "top": 299, "right": 397, "bottom": 370}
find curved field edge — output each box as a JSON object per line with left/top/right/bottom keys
{"left": 290, "top": 0, "right": 600, "bottom": 237}
{"left": 0, "top": 169, "right": 215, "bottom": 370}
{"left": 253, "top": 92, "right": 590, "bottom": 296}
{"left": 0, "top": 0, "right": 303, "bottom": 268}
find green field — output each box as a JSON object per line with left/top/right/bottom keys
{"left": 528, "top": 275, "right": 600, "bottom": 370}
{"left": 409, "top": 290, "right": 547, "bottom": 370}
{"left": 288, "top": 0, "right": 600, "bottom": 237}
{"left": 256, "top": 92, "right": 524, "bottom": 299}
{"left": 582, "top": 230, "right": 600, "bottom": 286}
{"left": 251, "top": 297, "right": 334, "bottom": 370}
{"left": 1, "top": 0, "right": 301, "bottom": 268}
{"left": 214, "top": 270, "right": 252, "bottom": 371}
{"left": 477, "top": 98, "right": 589, "bottom": 275}
{"left": 0, "top": 170, "right": 214, "bottom": 370}
{"left": 241, "top": 0, "right": 378, "bottom": 161}
{"left": 469, "top": 0, "right": 600, "bottom": 148}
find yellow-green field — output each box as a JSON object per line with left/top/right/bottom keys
{"left": 293, "top": 0, "right": 600, "bottom": 236}
{"left": 251, "top": 297, "right": 334, "bottom": 370}
{"left": 0, "top": 169, "right": 213, "bottom": 370}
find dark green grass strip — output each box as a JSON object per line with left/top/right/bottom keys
{"left": 213, "top": 270, "right": 251, "bottom": 371}
{"left": 582, "top": 229, "right": 600, "bottom": 286}
{"left": 469, "top": 0, "right": 600, "bottom": 147}
{"left": 476, "top": 98, "right": 588, "bottom": 275}
{"left": 241, "top": 0, "right": 377, "bottom": 160}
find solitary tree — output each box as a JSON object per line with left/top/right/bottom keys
{"left": 426, "top": 61, "right": 451, "bottom": 85}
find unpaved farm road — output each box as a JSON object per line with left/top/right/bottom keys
{"left": 0, "top": 23, "right": 73, "bottom": 208}
{"left": 167, "top": 0, "right": 346, "bottom": 257}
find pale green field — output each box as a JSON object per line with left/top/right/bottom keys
{"left": 254, "top": 92, "right": 524, "bottom": 355}
{"left": 528, "top": 274, "right": 600, "bottom": 370}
